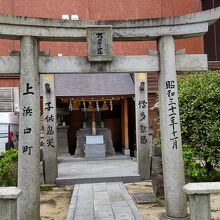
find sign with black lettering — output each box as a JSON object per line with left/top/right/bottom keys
{"left": 87, "top": 26, "right": 112, "bottom": 62}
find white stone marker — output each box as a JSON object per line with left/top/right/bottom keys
{"left": 158, "top": 36, "right": 188, "bottom": 219}
{"left": 43, "top": 74, "right": 57, "bottom": 183}
{"left": 0, "top": 187, "right": 22, "bottom": 220}
{"left": 18, "top": 36, "right": 40, "bottom": 220}
{"left": 135, "top": 73, "right": 150, "bottom": 180}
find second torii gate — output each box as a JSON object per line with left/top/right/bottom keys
{"left": 0, "top": 7, "right": 220, "bottom": 220}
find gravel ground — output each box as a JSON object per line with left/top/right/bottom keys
{"left": 125, "top": 181, "right": 220, "bottom": 220}
{"left": 40, "top": 185, "right": 73, "bottom": 220}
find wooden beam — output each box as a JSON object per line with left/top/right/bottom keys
{"left": 123, "top": 97, "right": 129, "bottom": 149}
{"left": 121, "top": 98, "right": 129, "bottom": 150}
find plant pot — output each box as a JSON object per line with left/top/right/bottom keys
{"left": 151, "top": 156, "right": 164, "bottom": 200}
{"left": 151, "top": 145, "right": 162, "bottom": 157}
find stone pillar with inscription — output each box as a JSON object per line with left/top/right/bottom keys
{"left": 158, "top": 36, "right": 188, "bottom": 220}
{"left": 135, "top": 73, "right": 150, "bottom": 180}
{"left": 18, "top": 36, "right": 40, "bottom": 220}
{"left": 43, "top": 74, "right": 57, "bottom": 184}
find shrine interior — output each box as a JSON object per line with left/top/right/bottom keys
{"left": 55, "top": 96, "right": 136, "bottom": 156}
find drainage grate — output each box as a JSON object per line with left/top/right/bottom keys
{"left": 132, "top": 192, "right": 157, "bottom": 204}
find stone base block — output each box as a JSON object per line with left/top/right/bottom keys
{"left": 151, "top": 156, "right": 164, "bottom": 199}
{"left": 160, "top": 213, "right": 190, "bottom": 220}
{"left": 85, "top": 144, "right": 106, "bottom": 159}
{"left": 57, "top": 126, "right": 69, "bottom": 154}
{"left": 75, "top": 128, "right": 115, "bottom": 157}
{"left": 122, "top": 147, "right": 130, "bottom": 156}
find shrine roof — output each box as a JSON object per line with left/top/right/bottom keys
{"left": 40, "top": 73, "right": 135, "bottom": 97}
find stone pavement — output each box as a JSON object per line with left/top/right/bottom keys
{"left": 57, "top": 155, "right": 141, "bottom": 185}
{"left": 67, "top": 182, "right": 144, "bottom": 220}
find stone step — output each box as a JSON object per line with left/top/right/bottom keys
{"left": 56, "top": 175, "right": 141, "bottom": 185}
{"left": 58, "top": 154, "right": 131, "bottom": 162}
{"left": 57, "top": 157, "right": 141, "bottom": 185}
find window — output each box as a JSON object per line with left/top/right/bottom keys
{"left": 0, "top": 88, "right": 19, "bottom": 112}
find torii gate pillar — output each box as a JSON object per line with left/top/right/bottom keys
{"left": 17, "top": 36, "right": 40, "bottom": 220}
{"left": 158, "top": 36, "right": 188, "bottom": 219}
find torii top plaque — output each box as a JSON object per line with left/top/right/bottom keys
{"left": 87, "top": 26, "right": 112, "bottom": 62}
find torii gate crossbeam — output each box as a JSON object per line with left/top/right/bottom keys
{"left": 0, "top": 54, "right": 208, "bottom": 74}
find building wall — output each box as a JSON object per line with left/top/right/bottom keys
{"left": 202, "top": 0, "right": 220, "bottom": 62}
{"left": 0, "top": 0, "right": 203, "bottom": 56}
{"left": 0, "top": 78, "right": 19, "bottom": 87}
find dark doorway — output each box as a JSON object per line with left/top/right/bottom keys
{"left": 202, "top": 0, "right": 220, "bottom": 61}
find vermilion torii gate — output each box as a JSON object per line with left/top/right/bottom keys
{"left": 0, "top": 7, "right": 220, "bottom": 220}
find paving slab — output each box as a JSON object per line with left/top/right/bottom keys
{"left": 132, "top": 192, "right": 157, "bottom": 204}
{"left": 67, "top": 182, "right": 144, "bottom": 220}
{"left": 56, "top": 156, "right": 141, "bottom": 185}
